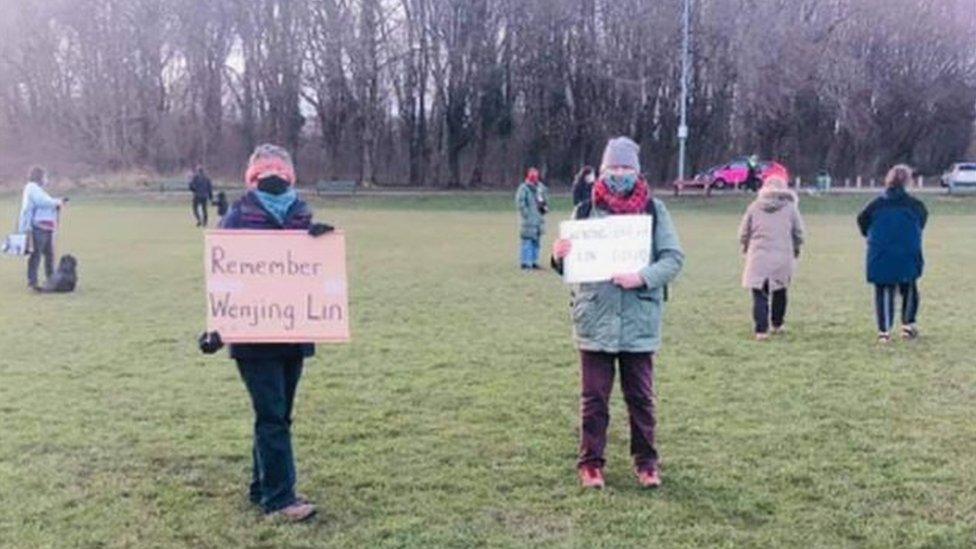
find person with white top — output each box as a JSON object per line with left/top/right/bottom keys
{"left": 18, "top": 166, "right": 65, "bottom": 290}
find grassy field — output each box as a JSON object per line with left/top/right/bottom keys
{"left": 0, "top": 192, "right": 974, "bottom": 548}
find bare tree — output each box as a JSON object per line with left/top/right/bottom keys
{"left": 0, "top": 0, "right": 973, "bottom": 185}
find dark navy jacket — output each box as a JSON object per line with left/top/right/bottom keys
{"left": 856, "top": 187, "right": 928, "bottom": 285}
{"left": 189, "top": 174, "right": 213, "bottom": 200}
{"left": 220, "top": 191, "right": 315, "bottom": 361}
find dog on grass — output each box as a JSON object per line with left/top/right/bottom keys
{"left": 38, "top": 254, "right": 78, "bottom": 293}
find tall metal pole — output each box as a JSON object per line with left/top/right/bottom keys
{"left": 677, "top": 0, "right": 691, "bottom": 182}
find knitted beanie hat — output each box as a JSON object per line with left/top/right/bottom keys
{"left": 245, "top": 144, "right": 296, "bottom": 189}
{"left": 600, "top": 137, "right": 640, "bottom": 173}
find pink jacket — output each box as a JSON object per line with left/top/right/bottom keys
{"left": 738, "top": 189, "right": 805, "bottom": 290}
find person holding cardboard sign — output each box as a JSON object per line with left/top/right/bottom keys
{"left": 551, "top": 137, "right": 684, "bottom": 490}
{"left": 198, "top": 144, "right": 334, "bottom": 522}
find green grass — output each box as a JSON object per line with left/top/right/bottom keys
{"left": 0, "top": 193, "right": 974, "bottom": 548}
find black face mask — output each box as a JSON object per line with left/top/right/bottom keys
{"left": 257, "top": 176, "right": 290, "bottom": 195}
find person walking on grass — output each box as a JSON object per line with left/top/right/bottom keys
{"left": 738, "top": 175, "right": 805, "bottom": 341}
{"left": 515, "top": 167, "right": 549, "bottom": 270}
{"left": 189, "top": 166, "right": 214, "bottom": 227}
{"left": 18, "top": 166, "right": 66, "bottom": 291}
{"left": 198, "top": 144, "right": 334, "bottom": 522}
{"left": 551, "top": 137, "right": 684, "bottom": 490}
{"left": 857, "top": 164, "right": 928, "bottom": 343}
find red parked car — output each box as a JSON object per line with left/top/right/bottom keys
{"left": 676, "top": 158, "right": 789, "bottom": 194}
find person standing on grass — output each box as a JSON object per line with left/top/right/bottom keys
{"left": 189, "top": 166, "right": 214, "bottom": 227}
{"left": 18, "top": 166, "right": 66, "bottom": 291}
{"left": 857, "top": 164, "right": 928, "bottom": 343}
{"left": 551, "top": 137, "right": 684, "bottom": 490}
{"left": 571, "top": 165, "right": 596, "bottom": 207}
{"left": 515, "top": 167, "right": 549, "bottom": 270}
{"left": 738, "top": 175, "right": 805, "bottom": 341}
{"left": 197, "top": 144, "right": 334, "bottom": 522}
{"left": 745, "top": 154, "right": 761, "bottom": 192}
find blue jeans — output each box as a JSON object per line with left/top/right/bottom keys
{"left": 236, "top": 358, "right": 303, "bottom": 512}
{"left": 520, "top": 238, "right": 540, "bottom": 267}
{"left": 27, "top": 228, "right": 54, "bottom": 287}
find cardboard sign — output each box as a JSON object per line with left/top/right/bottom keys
{"left": 204, "top": 230, "right": 350, "bottom": 343}
{"left": 559, "top": 215, "right": 652, "bottom": 283}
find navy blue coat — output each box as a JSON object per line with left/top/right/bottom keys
{"left": 856, "top": 187, "right": 928, "bottom": 285}
{"left": 220, "top": 191, "right": 316, "bottom": 361}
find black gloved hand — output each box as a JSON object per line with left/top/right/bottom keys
{"left": 198, "top": 331, "right": 224, "bottom": 354}
{"left": 308, "top": 223, "right": 335, "bottom": 237}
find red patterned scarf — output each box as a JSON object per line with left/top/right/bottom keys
{"left": 592, "top": 177, "right": 650, "bottom": 214}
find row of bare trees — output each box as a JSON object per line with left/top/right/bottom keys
{"left": 1, "top": 0, "right": 974, "bottom": 187}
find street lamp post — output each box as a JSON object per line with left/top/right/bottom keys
{"left": 677, "top": 0, "right": 691, "bottom": 182}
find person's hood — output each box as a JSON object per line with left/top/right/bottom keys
{"left": 755, "top": 188, "right": 797, "bottom": 212}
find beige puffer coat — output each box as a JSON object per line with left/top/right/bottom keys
{"left": 738, "top": 189, "right": 805, "bottom": 290}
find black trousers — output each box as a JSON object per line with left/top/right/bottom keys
{"left": 874, "top": 282, "right": 919, "bottom": 333}
{"left": 27, "top": 228, "right": 54, "bottom": 287}
{"left": 192, "top": 197, "right": 209, "bottom": 226}
{"left": 237, "top": 358, "right": 304, "bottom": 512}
{"left": 752, "top": 281, "right": 787, "bottom": 334}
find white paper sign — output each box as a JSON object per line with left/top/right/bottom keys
{"left": 560, "top": 215, "right": 652, "bottom": 283}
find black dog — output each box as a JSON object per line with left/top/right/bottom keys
{"left": 39, "top": 254, "right": 78, "bottom": 293}
{"left": 214, "top": 191, "right": 228, "bottom": 217}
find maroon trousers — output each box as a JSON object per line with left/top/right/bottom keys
{"left": 578, "top": 351, "right": 658, "bottom": 472}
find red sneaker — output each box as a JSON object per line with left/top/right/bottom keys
{"left": 635, "top": 467, "right": 662, "bottom": 489}
{"left": 578, "top": 466, "right": 605, "bottom": 489}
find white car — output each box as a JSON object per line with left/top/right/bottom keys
{"left": 942, "top": 162, "right": 976, "bottom": 193}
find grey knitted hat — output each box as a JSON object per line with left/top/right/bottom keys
{"left": 600, "top": 137, "right": 640, "bottom": 172}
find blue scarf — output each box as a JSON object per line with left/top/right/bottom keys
{"left": 254, "top": 188, "right": 298, "bottom": 225}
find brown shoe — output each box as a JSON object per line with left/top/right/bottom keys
{"left": 267, "top": 501, "right": 317, "bottom": 522}
{"left": 635, "top": 467, "right": 662, "bottom": 489}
